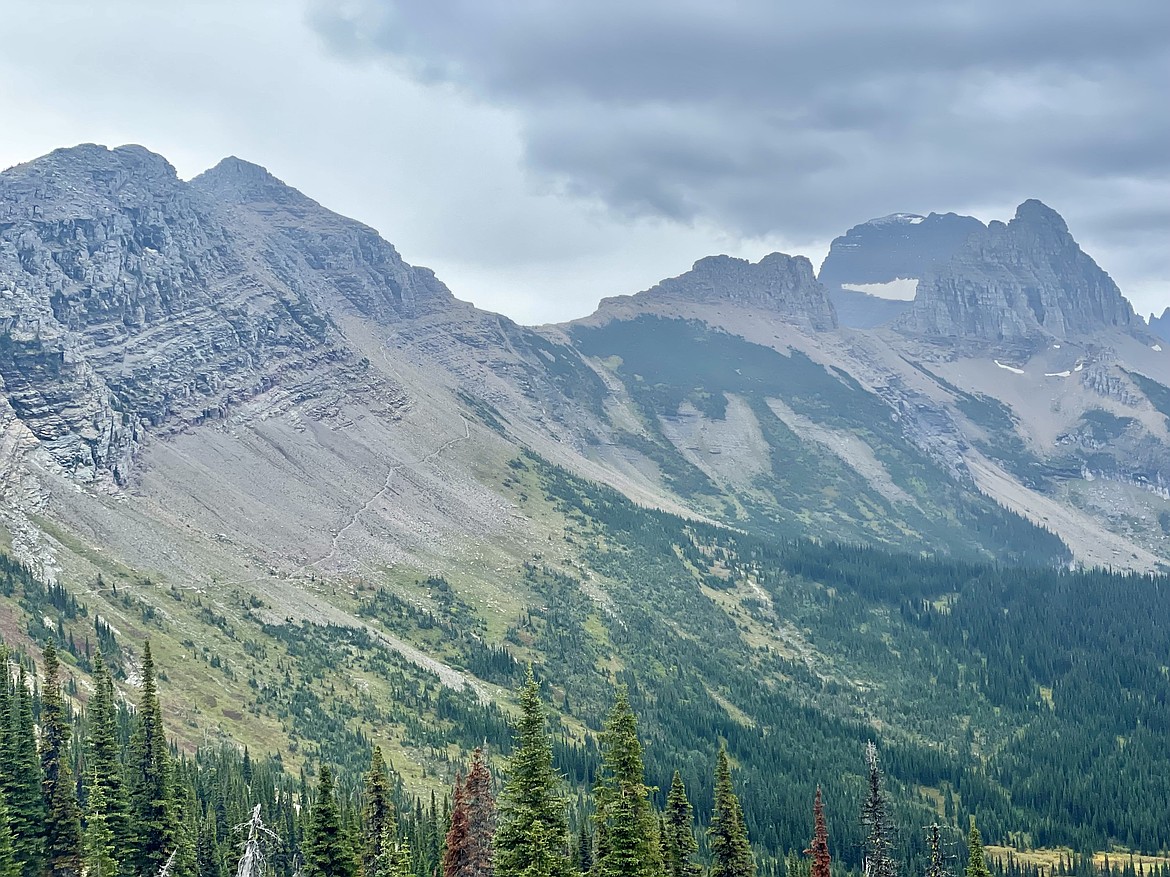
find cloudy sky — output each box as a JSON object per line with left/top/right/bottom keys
{"left": 2, "top": 0, "right": 1168, "bottom": 323}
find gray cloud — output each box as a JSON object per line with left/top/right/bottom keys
{"left": 311, "top": 0, "right": 1170, "bottom": 298}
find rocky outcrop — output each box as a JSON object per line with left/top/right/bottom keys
{"left": 596, "top": 252, "right": 837, "bottom": 331}
{"left": 898, "top": 200, "right": 1138, "bottom": 342}
{"left": 1149, "top": 308, "right": 1170, "bottom": 345}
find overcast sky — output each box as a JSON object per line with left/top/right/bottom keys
{"left": 2, "top": 1, "right": 1167, "bottom": 323}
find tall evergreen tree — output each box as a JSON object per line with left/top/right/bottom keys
{"left": 304, "top": 767, "right": 355, "bottom": 877}
{"left": 708, "top": 748, "right": 753, "bottom": 877}
{"left": 463, "top": 749, "right": 495, "bottom": 877}
{"left": 7, "top": 666, "right": 44, "bottom": 877}
{"left": 803, "top": 788, "right": 830, "bottom": 877}
{"left": 128, "top": 642, "right": 174, "bottom": 877}
{"left": 575, "top": 821, "right": 593, "bottom": 876}
{"left": 661, "top": 772, "right": 698, "bottom": 877}
{"left": 965, "top": 819, "right": 990, "bottom": 877}
{"left": 494, "top": 667, "right": 570, "bottom": 877}
{"left": 363, "top": 748, "right": 396, "bottom": 877}
{"left": 40, "top": 642, "right": 82, "bottom": 877}
{"left": 0, "top": 788, "right": 18, "bottom": 877}
{"left": 83, "top": 778, "right": 119, "bottom": 877}
{"left": 594, "top": 688, "right": 660, "bottom": 877}
{"left": 86, "top": 651, "right": 130, "bottom": 860}
{"left": 860, "top": 743, "right": 894, "bottom": 877}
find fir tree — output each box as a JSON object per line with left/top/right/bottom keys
{"left": 83, "top": 778, "right": 119, "bottom": 877}
{"left": 304, "top": 767, "right": 355, "bottom": 877}
{"left": 7, "top": 666, "right": 44, "bottom": 877}
{"left": 463, "top": 749, "right": 495, "bottom": 877}
{"left": 965, "top": 818, "right": 990, "bottom": 877}
{"left": 803, "top": 788, "right": 830, "bottom": 877}
{"left": 363, "top": 748, "right": 396, "bottom": 877}
{"left": 86, "top": 651, "right": 130, "bottom": 860}
{"left": 494, "top": 667, "right": 570, "bottom": 877}
{"left": 661, "top": 772, "right": 698, "bottom": 877}
{"left": 594, "top": 688, "right": 661, "bottom": 877}
{"left": 708, "top": 747, "right": 753, "bottom": 877}
{"left": 41, "top": 642, "right": 82, "bottom": 877}
{"left": 860, "top": 743, "right": 894, "bottom": 877}
{"left": 128, "top": 642, "right": 174, "bottom": 877}
{"left": 0, "top": 788, "right": 18, "bottom": 877}
{"left": 575, "top": 821, "right": 593, "bottom": 876}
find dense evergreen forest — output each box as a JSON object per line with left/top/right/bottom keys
{"left": 3, "top": 636, "right": 1159, "bottom": 877}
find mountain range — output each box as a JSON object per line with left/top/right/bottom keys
{"left": 3, "top": 143, "right": 1170, "bottom": 853}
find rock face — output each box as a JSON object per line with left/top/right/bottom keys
{"left": 898, "top": 200, "right": 1138, "bottom": 342}
{"left": 0, "top": 145, "right": 460, "bottom": 482}
{"left": 819, "top": 212, "right": 985, "bottom": 328}
{"left": 1149, "top": 308, "right": 1170, "bottom": 345}
{"left": 597, "top": 252, "right": 837, "bottom": 331}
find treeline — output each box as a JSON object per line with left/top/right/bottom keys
{"left": 2, "top": 640, "right": 1158, "bottom": 877}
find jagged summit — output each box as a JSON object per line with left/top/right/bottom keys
{"left": 898, "top": 200, "right": 1138, "bottom": 343}
{"left": 594, "top": 251, "right": 837, "bottom": 332}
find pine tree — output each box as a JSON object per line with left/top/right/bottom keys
{"left": 708, "top": 747, "right": 753, "bottom": 877}
{"left": 304, "top": 767, "right": 355, "bottom": 877}
{"left": 965, "top": 818, "right": 990, "bottom": 877}
{"left": 594, "top": 688, "right": 660, "bottom": 877}
{"left": 0, "top": 788, "right": 19, "bottom": 877}
{"left": 41, "top": 642, "right": 82, "bottom": 877}
{"left": 86, "top": 651, "right": 130, "bottom": 860}
{"left": 803, "top": 788, "right": 830, "bottom": 877}
{"left": 494, "top": 667, "right": 570, "bottom": 877}
{"left": 661, "top": 772, "right": 698, "bottom": 877}
{"left": 83, "top": 777, "right": 119, "bottom": 877}
{"left": 7, "top": 665, "right": 44, "bottom": 877}
{"left": 128, "top": 642, "right": 174, "bottom": 877}
{"left": 363, "top": 748, "right": 396, "bottom": 877}
{"left": 463, "top": 749, "right": 495, "bottom": 877}
{"left": 860, "top": 743, "right": 894, "bottom": 877}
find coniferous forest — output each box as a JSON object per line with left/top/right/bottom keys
{"left": 6, "top": 456, "right": 1170, "bottom": 877}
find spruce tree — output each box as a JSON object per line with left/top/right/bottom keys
{"left": 7, "top": 666, "right": 44, "bottom": 877}
{"left": 304, "top": 767, "right": 355, "bottom": 877}
{"left": 494, "top": 667, "right": 570, "bottom": 877}
{"left": 86, "top": 651, "right": 130, "bottom": 860}
{"left": 463, "top": 749, "right": 495, "bottom": 877}
{"left": 83, "top": 778, "right": 119, "bottom": 877}
{"left": 576, "top": 821, "right": 593, "bottom": 875}
{"left": 708, "top": 748, "right": 753, "bottom": 877}
{"left": 0, "top": 788, "right": 18, "bottom": 877}
{"left": 803, "top": 788, "right": 830, "bottom": 877}
{"left": 594, "top": 688, "right": 660, "bottom": 877}
{"left": 662, "top": 772, "right": 698, "bottom": 877}
{"left": 363, "top": 748, "right": 396, "bottom": 877}
{"left": 41, "top": 642, "right": 82, "bottom": 877}
{"left": 965, "top": 818, "right": 990, "bottom": 877}
{"left": 128, "top": 642, "right": 174, "bottom": 877}
{"left": 860, "top": 743, "right": 894, "bottom": 877}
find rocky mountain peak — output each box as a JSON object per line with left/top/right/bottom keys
{"left": 0, "top": 143, "right": 181, "bottom": 221}
{"left": 596, "top": 252, "right": 837, "bottom": 331}
{"left": 897, "top": 200, "right": 1138, "bottom": 343}
{"left": 191, "top": 156, "right": 316, "bottom": 207}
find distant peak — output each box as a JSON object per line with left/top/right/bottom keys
{"left": 192, "top": 156, "right": 313, "bottom": 207}
{"left": 1012, "top": 199, "right": 1069, "bottom": 234}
